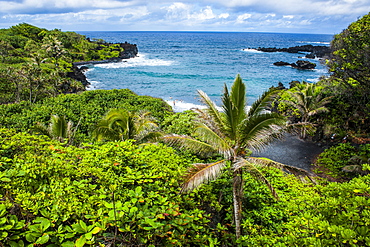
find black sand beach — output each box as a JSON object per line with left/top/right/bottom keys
{"left": 256, "top": 134, "right": 325, "bottom": 171}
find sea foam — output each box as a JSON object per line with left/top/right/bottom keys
{"left": 165, "top": 100, "right": 207, "bottom": 112}
{"left": 241, "top": 48, "right": 263, "bottom": 53}
{"left": 95, "top": 53, "right": 175, "bottom": 69}
{"left": 165, "top": 99, "right": 227, "bottom": 113}
{"left": 297, "top": 41, "right": 330, "bottom": 45}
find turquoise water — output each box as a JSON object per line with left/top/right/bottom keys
{"left": 78, "top": 31, "right": 332, "bottom": 111}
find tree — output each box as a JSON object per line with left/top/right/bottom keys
{"left": 282, "top": 83, "right": 332, "bottom": 139}
{"left": 92, "top": 109, "right": 161, "bottom": 143}
{"left": 329, "top": 13, "right": 370, "bottom": 91}
{"left": 163, "top": 74, "right": 314, "bottom": 239}
{"left": 32, "top": 115, "right": 80, "bottom": 145}
{"left": 327, "top": 12, "right": 370, "bottom": 133}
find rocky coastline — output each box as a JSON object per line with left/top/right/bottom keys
{"left": 68, "top": 42, "right": 138, "bottom": 88}
{"left": 274, "top": 60, "right": 317, "bottom": 70}
{"left": 254, "top": 44, "right": 331, "bottom": 59}
{"left": 251, "top": 44, "right": 331, "bottom": 70}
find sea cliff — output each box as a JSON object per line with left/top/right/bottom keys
{"left": 69, "top": 42, "right": 138, "bottom": 87}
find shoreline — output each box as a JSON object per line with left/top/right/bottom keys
{"left": 69, "top": 42, "right": 139, "bottom": 89}
{"left": 255, "top": 134, "right": 325, "bottom": 171}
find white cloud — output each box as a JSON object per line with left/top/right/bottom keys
{"left": 236, "top": 13, "right": 252, "bottom": 23}
{"left": 163, "top": 2, "right": 191, "bottom": 20}
{"left": 0, "top": 0, "right": 137, "bottom": 14}
{"left": 0, "top": 0, "right": 369, "bottom": 33}
{"left": 190, "top": 6, "right": 216, "bottom": 20}
{"left": 219, "top": 13, "right": 230, "bottom": 19}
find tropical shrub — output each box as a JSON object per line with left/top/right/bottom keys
{"left": 314, "top": 143, "right": 370, "bottom": 179}
{"left": 325, "top": 12, "right": 370, "bottom": 133}
{"left": 161, "top": 110, "right": 197, "bottom": 136}
{"left": 0, "top": 128, "right": 213, "bottom": 246}
{"left": 0, "top": 23, "right": 129, "bottom": 104}
{"left": 239, "top": 173, "right": 370, "bottom": 246}
{"left": 1, "top": 128, "right": 370, "bottom": 246}
{"left": 0, "top": 89, "right": 172, "bottom": 143}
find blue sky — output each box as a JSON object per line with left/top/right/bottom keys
{"left": 0, "top": 0, "right": 369, "bottom": 34}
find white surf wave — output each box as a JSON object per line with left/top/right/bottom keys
{"left": 95, "top": 53, "right": 175, "bottom": 69}
{"left": 166, "top": 99, "right": 226, "bottom": 113}
{"left": 241, "top": 48, "right": 263, "bottom": 53}
{"left": 165, "top": 100, "right": 255, "bottom": 113}
{"left": 83, "top": 67, "right": 94, "bottom": 73}
{"left": 165, "top": 100, "right": 208, "bottom": 112}
{"left": 297, "top": 41, "right": 330, "bottom": 45}
{"left": 86, "top": 80, "right": 104, "bottom": 90}
{"left": 307, "top": 78, "right": 320, "bottom": 83}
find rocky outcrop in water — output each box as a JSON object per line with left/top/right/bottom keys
{"left": 70, "top": 42, "right": 138, "bottom": 87}
{"left": 67, "top": 65, "right": 90, "bottom": 88}
{"left": 273, "top": 60, "right": 316, "bottom": 70}
{"left": 293, "top": 60, "right": 316, "bottom": 69}
{"left": 119, "top": 42, "right": 138, "bottom": 59}
{"left": 73, "top": 42, "right": 138, "bottom": 66}
{"left": 255, "top": 44, "right": 331, "bottom": 59}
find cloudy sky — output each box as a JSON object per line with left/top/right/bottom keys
{"left": 0, "top": 0, "right": 369, "bottom": 34}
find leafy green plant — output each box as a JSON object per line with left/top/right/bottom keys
{"left": 92, "top": 108, "right": 161, "bottom": 143}
{"left": 314, "top": 143, "right": 370, "bottom": 179}
{"left": 163, "top": 74, "right": 314, "bottom": 239}
{"left": 0, "top": 89, "right": 172, "bottom": 143}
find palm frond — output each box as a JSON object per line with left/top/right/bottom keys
{"left": 240, "top": 113, "right": 287, "bottom": 151}
{"left": 197, "top": 89, "right": 226, "bottom": 130}
{"left": 308, "top": 107, "right": 329, "bottom": 116}
{"left": 68, "top": 117, "right": 82, "bottom": 145}
{"left": 31, "top": 123, "right": 51, "bottom": 138}
{"left": 92, "top": 108, "right": 160, "bottom": 142}
{"left": 195, "top": 123, "right": 233, "bottom": 158}
{"left": 222, "top": 85, "right": 241, "bottom": 139}
{"left": 193, "top": 108, "right": 225, "bottom": 137}
{"left": 50, "top": 115, "right": 67, "bottom": 138}
{"left": 230, "top": 74, "right": 246, "bottom": 116}
{"left": 162, "top": 134, "right": 217, "bottom": 156}
{"left": 248, "top": 88, "right": 279, "bottom": 117}
{"left": 222, "top": 75, "right": 247, "bottom": 139}
{"left": 92, "top": 120, "right": 120, "bottom": 141}
{"left": 245, "top": 157, "right": 317, "bottom": 184}
{"left": 233, "top": 157, "right": 279, "bottom": 199}
{"left": 181, "top": 160, "right": 227, "bottom": 193}
{"left": 135, "top": 130, "right": 163, "bottom": 143}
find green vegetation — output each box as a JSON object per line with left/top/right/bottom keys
{"left": 1, "top": 15, "right": 370, "bottom": 246}
{"left": 92, "top": 108, "right": 161, "bottom": 143}
{"left": 0, "top": 23, "right": 126, "bottom": 104}
{"left": 164, "top": 75, "right": 313, "bottom": 239}
{"left": 323, "top": 12, "right": 370, "bottom": 135}
{"left": 32, "top": 115, "right": 79, "bottom": 145}
{"left": 0, "top": 89, "right": 171, "bottom": 143}
{"left": 279, "top": 82, "right": 332, "bottom": 138}
{"left": 314, "top": 143, "right": 370, "bottom": 179}
{"left": 274, "top": 13, "right": 370, "bottom": 143}
{"left": 1, "top": 128, "right": 369, "bottom": 246}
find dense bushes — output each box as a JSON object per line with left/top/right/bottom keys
{"left": 0, "top": 23, "right": 129, "bottom": 104}
{"left": 0, "top": 89, "right": 172, "bottom": 142}
{"left": 324, "top": 12, "right": 370, "bottom": 134}
{"left": 0, "top": 128, "right": 213, "bottom": 246}
{"left": 314, "top": 143, "right": 370, "bottom": 179}
{"left": 1, "top": 128, "right": 369, "bottom": 246}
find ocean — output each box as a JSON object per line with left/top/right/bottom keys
{"left": 78, "top": 31, "right": 333, "bottom": 111}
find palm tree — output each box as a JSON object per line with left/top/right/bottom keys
{"left": 163, "top": 74, "right": 314, "bottom": 239}
{"left": 32, "top": 115, "right": 80, "bottom": 144}
{"left": 283, "top": 82, "right": 332, "bottom": 138}
{"left": 92, "top": 108, "right": 161, "bottom": 143}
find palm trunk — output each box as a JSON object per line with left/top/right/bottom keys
{"left": 232, "top": 168, "right": 243, "bottom": 239}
